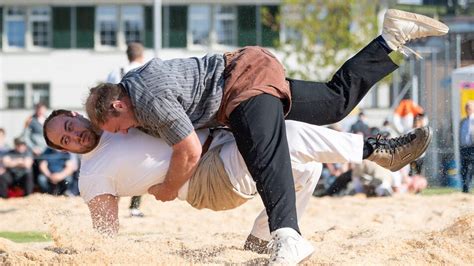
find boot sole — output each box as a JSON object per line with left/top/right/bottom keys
{"left": 297, "top": 247, "right": 315, "bottom": 264}
{"left": 386, "top": 9, "right": 449, "bottom": 35}
{"left": 418, "top": 126, "right": 433, "bottom": 160}
{"left": 390, "top": 126, "right": 433, "bottom": 172}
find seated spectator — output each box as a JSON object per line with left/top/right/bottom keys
{"left": 0, "top": 129, "right": 8, "bottom": 197}
{"left": 352, "top": 160, "right": 393, "bottom": 197}
{"left": 391, "top": 165, "right": 427, "bottom": 194}
{"left": 405, "top": 174, "right": 428, "bottom": 194}
{"left": 393, "top": 98, "right": 426, "bottom": 134}
{"left": 324, "top": 162, "right": 350, "bottom": 185}
{"left": 23, "top": 102, "right": 48, "bottom": 157}
{"left": 0, "top": 137, "right": 34, "bottom": 198}
{"left": 316, "top": 167, "right": 353, "bottom": 197}
{"left": 350, "top": 111, "right": 370, "bottom": 136}
{"left": 404, "top": 113, "right": 428, "bottom": 193}
{"left": 0, "top": 128, "right": 10, "bottom": 154}
{"left": 318, "top": 160, "right": 393, "bottom": 197}
{"left": 67, "top": 153, "right": 81, "bottom": 196}
{"left": 379, "top": 119, "right": 397, "bottom": 138}
{"left": 38, "top": 147, "right": 77, "bottom": 196}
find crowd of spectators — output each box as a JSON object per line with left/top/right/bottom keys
{"left": 314, "top": 102, "right": 429, "bottom": 198}
{"left": 0, "top": 103, "right": 80, "bottom": 199}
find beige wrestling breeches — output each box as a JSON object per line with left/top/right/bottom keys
{"left": 186, "top": 145, "right": 253, "bottom": 211}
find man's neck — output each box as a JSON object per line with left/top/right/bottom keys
{"left": 130, "top": 58, "right": 144, "bottom": 65}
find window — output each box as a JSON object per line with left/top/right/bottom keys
{"left": 215, "top": 6, "right": 237, "bottom": 46}
{"left": 4, "top": 6, "right": 51, "bottom": 49}
{"left": 122, "top": 6, "right": 144, "bottom": 44}
{"left": 30, "top": 7, "right": 51, "bottom": 48}
{"left": 188, "top": 5, "right": 237, "bottom": 48}
{"left": 97, "top": 6, "right": 118, "bottom": 47}
{"left": 189, "top": 5, "right": 211, "bottom": 46}
{"left": 32, "top": 83, "right": 50, "bottom": 107}
{"left": 7, "top": 84, "right": 26, "bottom": 109}
{"left": 6, "top": 7, "right": 26, "bottom": 48}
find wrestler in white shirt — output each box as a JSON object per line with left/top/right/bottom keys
{"left": 78, "top": 121, "right": 362, "bottom": 241}
{"left": 43, "top": 111, "right": 363, "bottom": 239}
{"left": 43, "top": 110, "right": 430, "bottom": 252}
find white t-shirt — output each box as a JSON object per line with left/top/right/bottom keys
{"left": 79, "top": 120, "right": 365, "bottom": 203}
{"left": 79, "top": 128, "right": 257, "bottom": 202}
{"left": 106, "top": 61, "right": 144, "bottom": 83}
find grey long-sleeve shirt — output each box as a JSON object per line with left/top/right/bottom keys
{"left": 120, "top": 54, "right": 226, "bottom": 146}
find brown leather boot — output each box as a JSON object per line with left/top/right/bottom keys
{"left": 366, "top": 126, "right": 432, "bottom": 172}
{"left": 243, "top": 234, "right": 270, "bottom": 254}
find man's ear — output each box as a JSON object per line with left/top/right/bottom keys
{"left": 111, "top": 100, "right": 124, "bottom": 111}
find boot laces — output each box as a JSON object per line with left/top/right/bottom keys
{"left": 372, "top": 133, "right": 415, "bottom": 154}
{"left": 267, "top": 236, "right": 283, "bottom": 262}
{"left": 385, "top": 27, "right": 423, "bottom": 59}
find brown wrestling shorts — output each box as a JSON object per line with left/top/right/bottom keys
{"left": 216, "top": 46, "right": 292, "bottom": 126}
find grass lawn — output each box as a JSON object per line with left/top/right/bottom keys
{"left": 421, "top": 187, "right": 472, "bottom": 195}
{"left": 0, "top": 231, "right": 51, "bottom": 243}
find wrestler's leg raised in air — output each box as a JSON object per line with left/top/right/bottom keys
{"left": 286, "top": 9, "right": 449, "bottom": 126}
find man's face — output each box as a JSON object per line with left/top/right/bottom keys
{"left": 466, "top": 103, "right": 474, "bottom": 116}
{"left": 46, "top": 113, "right": 101, "bottom": 154}
{"left": 36, "top": 105, "right": 47, "bottom": 117}
{"left": 15, "top": 143, "right": 27, "bottom": 153}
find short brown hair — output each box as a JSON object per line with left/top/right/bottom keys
{"left": 126, "top": 42, "right": 144, "bottom": 62}
{"left": 43, "top": 109, "right": 74, "bottom": 150}
{"left": 85, "top": 83, "right": 127, "bottom": 127}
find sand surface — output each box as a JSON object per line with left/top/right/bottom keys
{"left": 0, "top": 193, "right": 473, "bottom": 265}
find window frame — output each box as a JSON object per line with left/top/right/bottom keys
{"left": 4, "top": 6, "right": 27, "bottom": 51}
{"left": 29, "top": 6, "right": 52, "bottom": 49}
{"left": 32, "top": 83, "right": 50, "bottom": 108}
{"left": 187, "top": 4, "right": 238, "bottom": 51}
{"left": 3, "top": 6, "right": 53, "bottom": 51}
{"left": 95, "top": 5, "right": 119, "bottom": 50}
{"left": 121, "top": 5, "right": 144, "bottom": 45}
{"left": 187, "top": 4, "right": 212, "bottom": 50}
{"left": 214, "top": 5, "right": 237, "bottom": 48}
{"left": 6, "top": 83, "right": 26, "bottom": 109}
{"left": 4, "top": 83, "right": 51, "bottom": 110}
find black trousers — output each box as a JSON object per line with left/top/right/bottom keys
{"left": 130, "top": 196, "right": 142, "bottom": 209}
{"left": 460, "top": 147, "right": 474, "bottom": 193}
{"left": 0, "top": 171, "right": 34, "bottom": 198}
{"left": 325, "top": 170, "right": 353, "bottom": 196}
{"left": 228, "top": 38, "right": 398, "bottom": 233}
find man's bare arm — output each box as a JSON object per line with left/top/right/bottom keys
{"left": 148, "top": 130, "right": 202, "bottom": 201}
{"left": 50, "top": 160, "right": 77, "bottom": 183}
{"left": 87, "top": 194, "right": 119, "bottom": 236}
{"left": 39, "top": 160, "right": 51, "bottom": 178}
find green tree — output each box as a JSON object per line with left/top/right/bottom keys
{"left": 265, "top": 0, "right": 380, "bottom": 80}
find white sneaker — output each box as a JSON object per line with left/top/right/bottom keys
{"left": 268, "top": 228, "right": 314, "bottom": 265}
{"left": 129, "top": 208, "right": 144, "bottom": 217}
{"left": 382, "top": 9, "right": 449, "bottom": 59}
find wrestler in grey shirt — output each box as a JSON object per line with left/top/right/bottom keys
{"left": 120, "top": 54, "right": 226, "bottom": 145}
